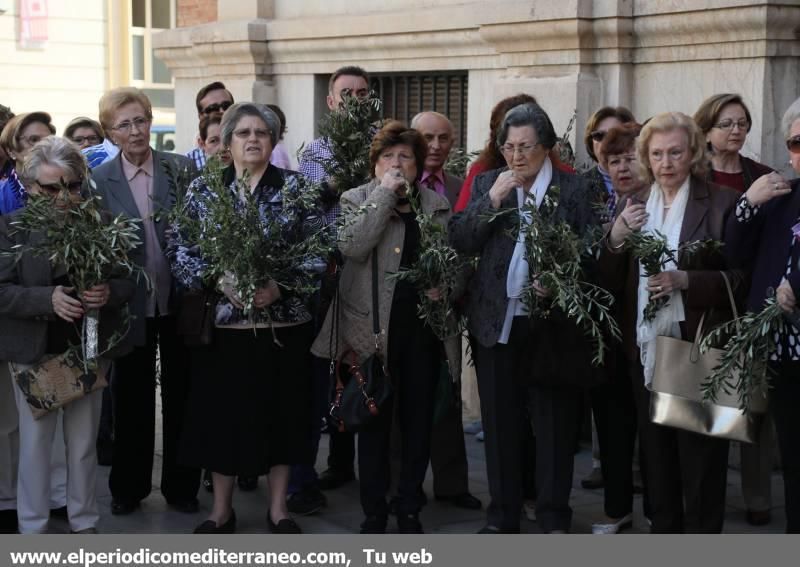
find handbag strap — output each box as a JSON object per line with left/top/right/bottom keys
{"left": 371, "top": 248, "right": 380, "bottom": 352}
{"left": 693, "top": 270, "right": 740, "bottom": 346}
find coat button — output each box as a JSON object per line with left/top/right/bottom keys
{"left": 394, "top": 247, "right": 401, "bottom": 254}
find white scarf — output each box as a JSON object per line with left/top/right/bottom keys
{"left": 636, "top": 178, "right": 690, "bottom": 387}
{"left": 498, "top": 157, "right": 553, "bottom": 344}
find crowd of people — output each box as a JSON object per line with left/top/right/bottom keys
{"left": 1, "top": 63, "right": 799, "bottom": 536}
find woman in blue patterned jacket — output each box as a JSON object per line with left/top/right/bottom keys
{"left": 168, "top": 103, "right": 325, "bottom": 535}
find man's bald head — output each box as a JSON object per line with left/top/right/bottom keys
{"left": 411, "top": 111, "right": 455, "bottom": 173}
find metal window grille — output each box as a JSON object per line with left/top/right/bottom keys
{"left": 369, "top": 72, "right": 469, "bottom": 148}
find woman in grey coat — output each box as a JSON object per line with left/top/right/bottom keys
{"left": 449, "top": 102, "right": 602, "bottom": 534}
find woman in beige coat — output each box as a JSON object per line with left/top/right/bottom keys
{"left": 312, "top": 121, "right": 460, "bottom": 534}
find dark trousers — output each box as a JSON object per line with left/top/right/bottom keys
{"left": 631, "top": 361, "right": 728, "bottom": 533}
{"left": 358, "top": 308, "right": 439, "bottom": 518}
{"left": 531, "top": 384, "right": 583, "bottom": 532}
{"left": 429, "top": 399, "right": 470, "bottom": 497}
{"left": 590, "top": 348, "right": 644, "bottom": 519}
{"left": 109, "top": 316, "right": 200, "bottom": 504}
{"left": 770, "top": 360, "right": 800, "bottom": 533}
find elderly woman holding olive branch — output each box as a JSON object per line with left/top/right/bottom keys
{"left": 0, "top": 137, "right": 135, "bottom": 533}
{"left": 449, "top": 102, "right": 603, "bottom": 534}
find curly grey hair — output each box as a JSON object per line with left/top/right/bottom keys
{"left": 18, "top": 136, "right": 88, "bottom": 189}
{"left": 220, "top": 102, "right": 280, "bottom": 148}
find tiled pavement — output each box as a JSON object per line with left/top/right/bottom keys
{"left": 45, "top": 422, "right": 786, "bottom": 534}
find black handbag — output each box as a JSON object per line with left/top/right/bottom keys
{"left": 328, "top": 250, "right": 392, "bottom": 432}
{"left": 176, "top": 288, "right": 217, "bottom": 346}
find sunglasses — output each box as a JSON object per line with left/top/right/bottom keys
{"left": 36, "top": 179, "right": 83, "bottom": 194}
{"left": 590, "top": 130, "right": 607, "bottom": 143}
{"left": 787, "top": 135, "right": 800, "bottom": 154}
{"left": 201, "top": 100, "right": 233, "bottom": 115}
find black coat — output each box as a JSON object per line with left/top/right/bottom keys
{"left": 449, "top": 166, "right": 605, "bottom": 386}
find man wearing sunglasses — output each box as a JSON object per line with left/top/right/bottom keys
{"left": 185, "top": 82, "right": 235, "bottom": 170}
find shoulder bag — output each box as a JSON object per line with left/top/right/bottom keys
{"left": 649, "top": 271, "right": 768, "bottom": 443}
{"left": 327, "top": 249, "right": 392, "bottom": 432}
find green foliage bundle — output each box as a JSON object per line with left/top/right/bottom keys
{"left": 444, "top": 147, "right": 480, "bottom": 180}
{"left": 5, "top": 188, "right": 141, "bottom": 369}
{"left": 310, "top": 91, "right": 382, "bottom": 192}
{"left": 488, "top": 188, "right": 621, "bottom": 365}
{"left": 386, "top": 186, "right": 467, "bottom": 340}
{"left": 624, "top": 230, "right": 722, "bottom": 322}
{"left": 700, "top": 297, "right": 784, "bottom": 410}
{"left": 181, "top": 161, "right": 330, "bottom": 318}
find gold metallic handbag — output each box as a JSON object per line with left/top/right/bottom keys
{"left": 649, "top": 271, "right": 767, "bottom": 443}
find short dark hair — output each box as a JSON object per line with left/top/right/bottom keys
{"left": 328, "top": 66, "right": 369, "bottom": 95}
{"left": 0, "top": 104, "right": 14, "bottom": 135}
{"left": 266, "top": 104, "right": 287, "bottom": 138}
{"left": 599, "top": 123, "right": 642, "bottom": 162}
{"left": 584, "top": 106, "right": 636, "bottom": 161}
{"left": 497, "top": 103, "right": 557, "bottom": 150}
{"left": 64, "top": 117, "right": 105, "bottom": 142}
{"left": 195, "top": 81, "right": 234, "bottom": 114}
{"left": 369, "top": 120, "right": 427, "bottom": 180}
{"left": 199, "top": 114, "right": 222, "bottom": 142}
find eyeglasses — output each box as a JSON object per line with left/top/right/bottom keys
{"left": 589, "top": 130, "right": 607, "bottom": 143}
{"left": 201, "top": 101, "right": 233, "bottom": 116}
{"left": 714, "top": 119, "right": 750, "bottom": 131}
{"left": 36, "top": 178, "right": 83, "bottom": 194}
{"left": 500, "top": 143, "right": 541, "bottom": 157}
{"left": 71, "top": 135, "right": 101, "bottom": 146}
{"left": 787, "top": 135, "right": 800, "bottom": 154}
{"left": 233, "top": 127, "right": 270, "bottom": 139}
{"left": 111, "top": 117, "right": 150, "bottom": 133}
{"left": 18, "top": 134, "right": 46, "bottom": 147}
{"left": 649, "top": 148, "right": 686, "bottom": 162}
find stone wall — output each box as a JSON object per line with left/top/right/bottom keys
{"left": 154, "top": 0, "right": 800, "bottom": 172}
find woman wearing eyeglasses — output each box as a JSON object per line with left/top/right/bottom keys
{"left": 450, "top": 102, "right": 600, "bottom": 534}
{"left": 64, "top": 117, "right": 105, "bottom": 152}
{"left": 0, "top": 137, "right": 135, "bottom": 533}
{"left": 91, "top": 87, "right": 201, "bottom": 519}
{"left": 724, "top": 97, "right": 800, "bottom": 533}
{"left": 0, "top": 112, "right": 56, "bottom": 216}
{"left": 693, "top": 93, "right": 778, "bottom": 528}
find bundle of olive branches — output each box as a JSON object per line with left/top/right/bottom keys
{"left": 4, "top": 188, "right": 141, "bottom": 370}
{"left": 624, "top": 230, "right": 722, "bottom": 322}
{"left": 488, "top": 188, "right": 621, "bottom": 366}
{"left": 305, "top": 91, "right": 383, "bottom": 193}
{"left": 186, "top": 163, "right": 331, "bottom": 320}
{"left": 386, "top": 186, "right": 467, "bottom": 340}
{"left": 700, "top": 297, "right": 784, "bottom": 410}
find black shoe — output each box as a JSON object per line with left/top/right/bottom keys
{"left": 0, "top": 510, "right": 18, "bottom": 534}
{"left": 194, "top": 510, "right": 236, "bottom": 534}
{"left": 317, "top": 468, "right": 355, "bottom": 491}
{"left": 50, "top": 505, "right": 68, "bottom": 519}
{"left": 267, "top": 513, "right": 302, "bottom": 534}
{"left": 746, "top": 509, "right": 771, "bottom": 526}
{"left": 477, "top": 525, "right": 502, "bottom": 534}
{"left": 202, "top": 470, "right": 214, "bottom": 493}
{"left": 397, "top": 513, "right": 423, "bottom": 534}
{"left": 435, "top": 492, "right": 482, "bottom": 510}
{"left": 580, "top": 467, "right": 604, "bottom": 489}
{"left": 167, "top": 498, "right": 200, "bottom": 514}
{"left": 360, "top": 515, "right": 387, "bottom": 534}
{"left": 237, "top": 476, "right": 258, "bottom": 492}
{"left": 110, "top": 499, "right": 140, "bottom": 516}
{"left": 287, "top": 488, "right": 327, "bottom": 516}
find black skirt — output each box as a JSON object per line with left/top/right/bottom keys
{"left": 179, "top": 323, "right": 314, "bottom": 476}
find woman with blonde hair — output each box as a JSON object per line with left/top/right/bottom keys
{"left": 600, "top": 112, "right": 743, "bottom": 533}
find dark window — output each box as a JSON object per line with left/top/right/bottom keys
{"left": 369, "top": 72, "right": 469, "bottom": 148}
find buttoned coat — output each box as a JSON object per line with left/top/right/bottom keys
{"left": 448, "top": 166, "right": 604, "bottom": 386}
{"left": 311, "top": 179, "right": 462, "bottom": 380}
{"left": 91, "top": 150, "right": 194, "bottom": 346}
